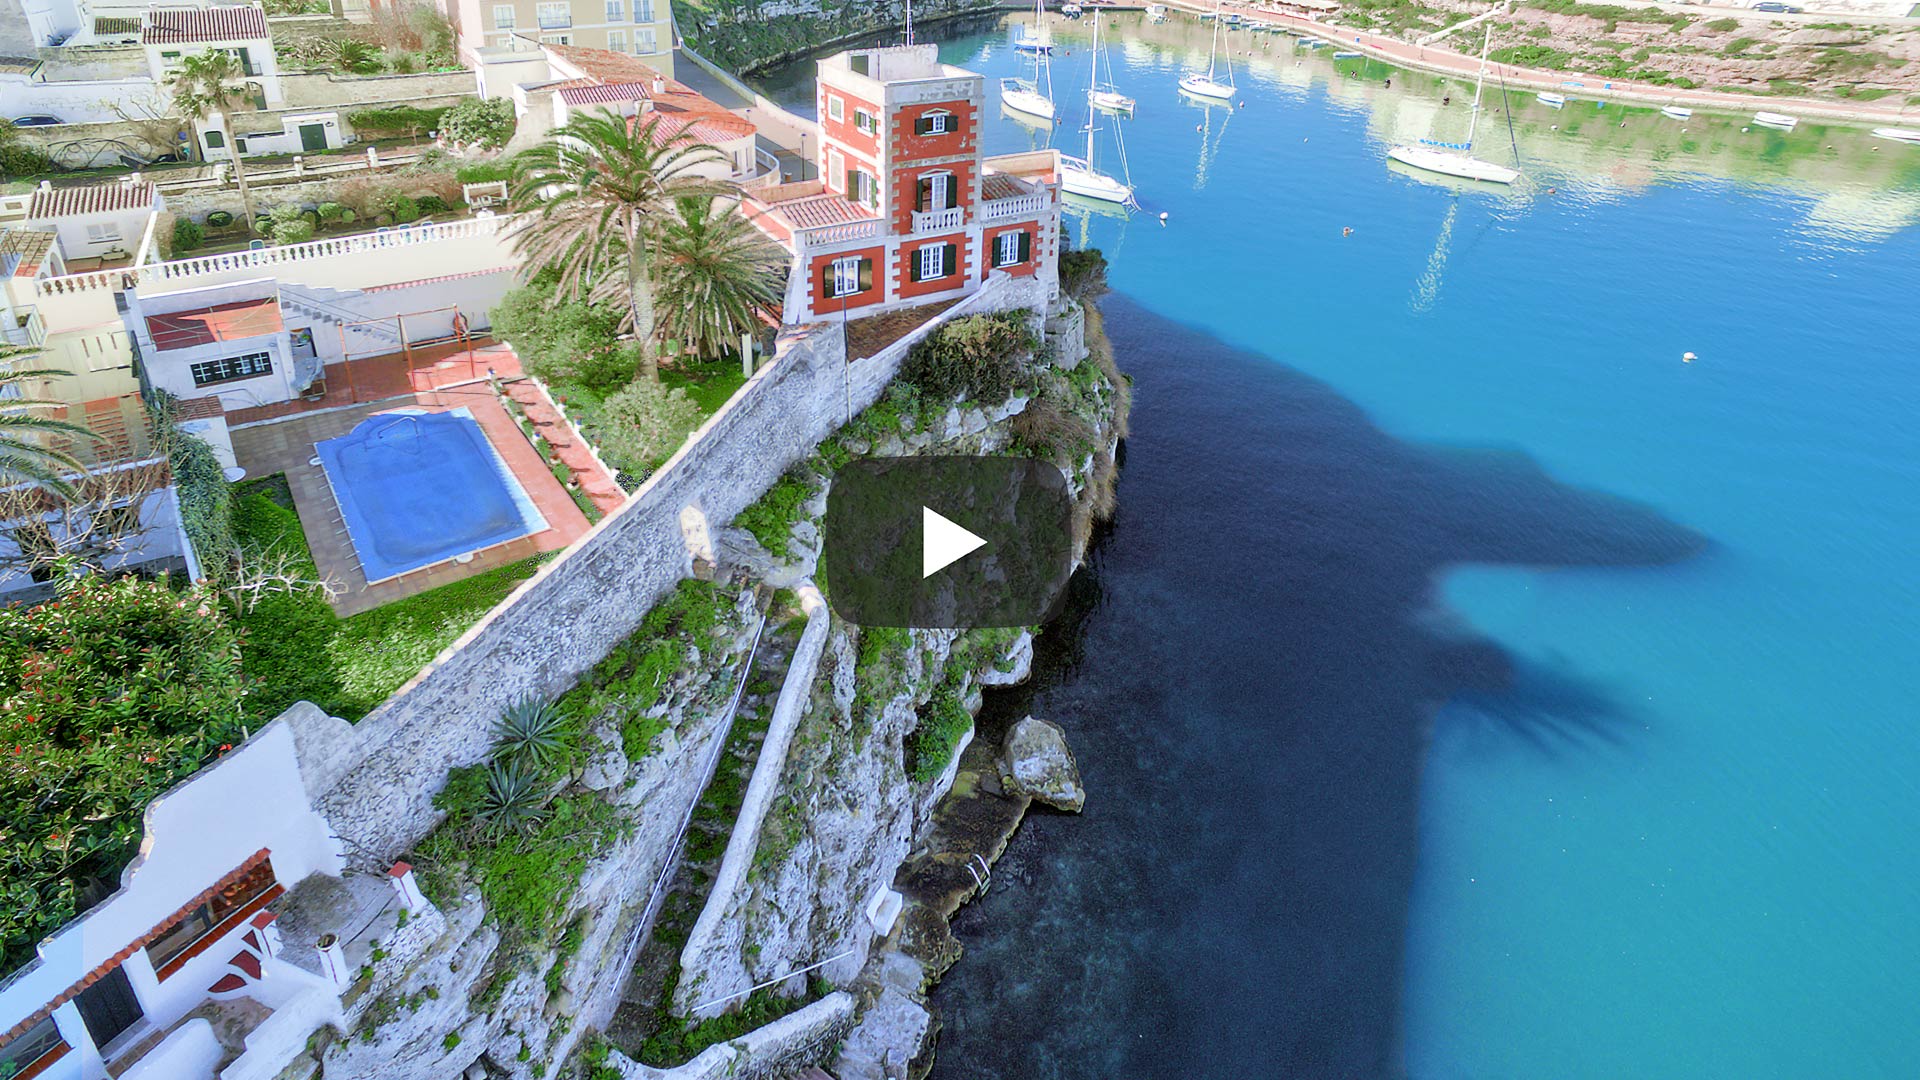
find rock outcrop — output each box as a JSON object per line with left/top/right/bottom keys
{"left": 1002, "top": 717, "right": 1085, "bottom": 813}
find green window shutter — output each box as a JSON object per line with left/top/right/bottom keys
{"left": 941, "top": 243, "right": 956, "bottom": 277}
{"left": 859, "top": 257, "right": 873, "bottom": 291}
{"left": 1017, "top": 230, "right": 1032, "bottom": 263}
{"left": 914, "top": 115, "right": 930, "bottom": 136}
{"left": 845, "top": 167, "right": 856, "bottom": 196}
{"left": 821, "top": 262, "right": 835, "bottom": 296}
{"left": 916, "top": 177, "right": 930, "bottom": 212}
{"left": 909, "top": 250, "right": 922, "bottom": 283}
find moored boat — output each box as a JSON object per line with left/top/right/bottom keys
{"left": 1181, "top": 1, "right": 1236, "bottom": 102}
{"left": 1538, "top": 92, "right": 1566, "bottom": 108}
{"left": 1871, "top": 126, "right": 1920, "bottom": 144}
{"left": 1386, "top": 26, "right": 1521, "bottom": 187}
{"left": 1661, "top": 105, "right": 1693, "bottom": 120}
{"left": 1002, "top": 78, "right": 1056, "bottom": 121}
{"left": 1754, "top": 111, "right": 1798, "bottom": 131}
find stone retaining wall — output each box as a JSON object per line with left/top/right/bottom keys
{"left": 607, "top": 993, "right": 857, "bottom": 1080}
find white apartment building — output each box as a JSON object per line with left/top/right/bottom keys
{"left": 446, "top": 0, "right": 674, "bottom": 76}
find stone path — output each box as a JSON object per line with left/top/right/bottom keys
{"left": 502, "top": 379, "right": 628, "bottom": 516}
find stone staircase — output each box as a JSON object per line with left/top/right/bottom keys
{"left": 502, "top": 380, "right": 626, "bottom": 516}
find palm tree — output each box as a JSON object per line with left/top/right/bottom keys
{"left": 168, "top": 50, "right": 259, "bottom": 229}
{"left": 508, "top": 111, "right": 732, "bottom": 381}
{"left": 0, "top": 346, "right": 98, "bottom": 496}
{"left": 652, "top": 195, "right": 785, "bottom": 362}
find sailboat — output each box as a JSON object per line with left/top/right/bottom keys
{"left": 1086, "top": 8, "right": 1134, "bottom": 114}
{"left": 1386, "top": 26, "right": 1520, "bottom": 185}
{"left": 1003, "top": 0, "right": 1056, "bottom": 122}
{"left": 1012, "top": 0, "right": 1053, "bottom": 54}
{"left": 1179, "top": 0, "right": 1236, "bottom": 101}
{"left": 1062, "top": 12, "right": 1135, "bottom": 205}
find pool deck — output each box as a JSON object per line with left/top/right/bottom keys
{"left": 231, "top": 374, "right": 594, "bottom": 617}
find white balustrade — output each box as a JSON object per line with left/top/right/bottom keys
{"left": 980, "top": 192, "right": 1048, "bottom": 222}
{"left": 911, "top": 205, "right": 966, "bottom": 234}
{"left": 794, "top": 219, "right": 883, "bottom": 250}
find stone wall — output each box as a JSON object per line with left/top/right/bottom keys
{"left": 280, "top": 69, "right": 480, "bottom": 109}
{"left": 606, "top": 993, "right": 857, "bottom": 1080}
{"left": 314, "top": 270, "right": 1048, "bottom": 865}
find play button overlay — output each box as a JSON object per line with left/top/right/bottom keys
{"left": 824, "top": 456, "right": 1073, "bottom": 629}
{"left": 922, "top": 506, "right": 988, "bottom": 578}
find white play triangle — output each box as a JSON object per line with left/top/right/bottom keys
{"left": 922, "top": 506, "right": 989, "bottom": 579}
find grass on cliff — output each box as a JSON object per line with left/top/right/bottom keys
{"left": 229, "top": 477, "right": 546, "bottom": 722}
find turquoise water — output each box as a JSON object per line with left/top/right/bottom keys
{"left": 765, "top": 17, "right": 1920, "bottom": 1077}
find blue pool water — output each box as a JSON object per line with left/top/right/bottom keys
{"left": 762, "top": 17, "right": 1920, "bottom": 1078}
{"left": 316, "top": 409, "right": 546, "bottom": 582}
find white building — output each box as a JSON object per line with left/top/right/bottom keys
{"left": 141, "top": 4, "right": 282, "bottom": 108}
{"left": 23, "top": 176, "right": 164, "bottom": 266}
{"left": 0, "top": 706, "right": 440, "bottom": 1080}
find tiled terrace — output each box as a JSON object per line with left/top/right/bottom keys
{"left": 226, "top": 339, "right": 522, "bottom": 425}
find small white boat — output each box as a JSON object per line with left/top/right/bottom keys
{"left": 1062, "top": 2, "right": 1083, "bottom": 15}
{"left": 1061, "top": 154, "right": 1133, "bottom": 203}
{"left": 1871, "top": 126, "right": 1920, "bottom": 144}
{"left": 1387, "top": 144, "right": 1519, "bottom": 185}
{"left": 1753, "top": 111, "right": 1798, "bottom": 131}
{"left": 1661, "top": 105, "right": 1693, "bottom": 120}
{"left": 1181, "top": 2, "right": 1236, "bottom": 102}
{"left": 1538, "top": 92, "right": 1567, "bottom": 108}
{"left": 1333, "top": 50, "right": 1363, "bottom": 59}
{"left": 1086, "top": 10, "right": 1134, "bottom": 114}
{"left": 1304, "top": 39, "right": 1329, "bottom": 49}
{"left": 1002, "top": 78, "right": 1057, "bottom": 121}
{"left": 1090, "top": 88, "right": 1136, "bottom": 113}
{"left": 1146, "top": 3, "right": 1169, "bottom": 20}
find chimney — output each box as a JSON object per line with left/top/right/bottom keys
{"left": 653, "top": 76, "right": 665, "bottom": 95}
{"left": 38, "top": 180, "right": 51, "bottom": 191}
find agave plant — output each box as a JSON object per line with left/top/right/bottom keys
{"left": 494, "top": 697, "right": 568, "bottom": 770}
{"left": 476, "top": 759, "right": 548, "bottom": 836}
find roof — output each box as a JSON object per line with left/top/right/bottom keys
{"left": 981, "top": 174, "right": 1029, "bottom": 201}
{"left": 558, "top": 82, "right": 654, "bottom": 107}
{"left": 173, "top": 395, "right": 228, "bottom": 420}
{"left": 141, "top": 5, "right": 270, "bottom": 45}
{"left": 545, "top": 43, "right": 670, "bottom": 87}
{"left": 0, "top": 56, "right": 41, "bottom": 76}
{"left": 766, "top": 192, "right": 876, "bottom": 230}
{"left": 542, "top": 44, "right": 756, "bottom": 146}
{"left": 94, "top": 16, "right": 142, "bottom": 35}
{"left": 0, "top": 228, "right": 56, "bottom": 278}
{"left": 27, "top": 179, "right": 157, "bottom": 220}
{"left": 145, "top": 298, "right": 284, "bottom": 351}
{"left": 644, "top": 108, "right": 757, "bottom": 146}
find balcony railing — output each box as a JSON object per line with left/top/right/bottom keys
{"left": 911, "top": 206, "right": 965, "bottom": 234}
{"left": 537, "top": 14, "right": 572, "bottom": 29}
{"left": 980, "top": 191, "right": 1048, "bottom": 223}
{"left": 794, "top": 219, "right": 882, "bottom": 250}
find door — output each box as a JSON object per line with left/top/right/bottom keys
{"left": 299, "top": 123, "right": 327, "bottom": 152}
{"left": 75, "top": 965, "right": 143, "bottom": 1049}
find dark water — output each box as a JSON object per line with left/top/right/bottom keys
{"left": 930, "top": 297, "right": 1700, "bottom": 1080}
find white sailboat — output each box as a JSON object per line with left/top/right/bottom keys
{"left": 1180, "top": 1, "right": 1236, "bottom": 101}
{"left": 1012, "top": 0, "right": 1054, "bottom": 54}
{"left": 1386, "top": 26, "right": 1520, "bottom": 186}
{"left": 1086, "top": 7, "right": 1134, "bottom": 114}
{"left": 1003, "top": 0, "right": 1056, "bottom": 122}
{"left": 1062, "top": 12, "right": 1135, "bottom": 205}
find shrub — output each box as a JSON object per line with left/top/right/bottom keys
{"left": 316, "top": 201, "right": 348, "bottom": 222}
{"left": 592, "top": 380, "right": 702, "bottom": 477}
{"left": 346, "top": 104, "right": 450, "bottom": 138}
{"left": 1058, "top": 246, "right": 1108, "bottom": 301}
{"left": 0, "top": 120, "right": 51, "bottom": 179}
{"left": 898, "top": 310, "right": 1036, "bottom": 407}
{"left": 477, "top": 759, "right": 548, "bottom": 836}
{"left": 414, "top": 193, "right": 448, "bottom": 214}
{"left": 455, "top": 159, "right": 514, "bottom": 184}
{"left": 206, "top": 209, "right": 235, "bottom": 228}
{"left": 171, "top": 217, "right": 204, "bottom": 252}
{"left": 381, "top": 192, "right": 420, "bottom": 223}
{"left": 490, "top": 279, "right": 637, "bottom": 391}
{"left": 1706, "top": 17, "right": 1739, "bottom": 31}
{"left": 272, "top": 217, "right": 316, "bottom": 245}
{"left": 733, "top": 472, "right": 811, "bottom": 559}
{"left": 154, "top": 401, "right": 237, "bottom": 581}
{"left": 0, "top": 577, "right": 249, "bottom": 969}
{"left": 440, "top": 97, "right": 515, "bottom": 150}
{"left": 495, "top": 698, "right": 569, "bottom": 772}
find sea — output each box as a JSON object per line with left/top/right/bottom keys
{"left": 753, "top": 14, "right": 1920, "bottom": 1078}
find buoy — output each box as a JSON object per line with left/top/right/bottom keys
{"left": 1158, "top": 211, "right": 1169, "bottom": 225}
{"left": 1682, "top": 352, "right": 1698, "bottom": 363}
{"left": 1342, "top": 226, "right": 1354, "bottom": 237}
{"left": 1197, "top": 123, "right": 1204, "bottom": 132}
{"left": 1548, "top": 186, "right": 1557, "bottom": 194}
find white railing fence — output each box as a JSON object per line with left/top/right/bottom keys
{"left": 911, "top": 205, "right": 966, "bottom": 234}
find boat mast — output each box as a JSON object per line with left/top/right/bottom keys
{"left": 1207, "top": 0, "right": 1223, "bottom": 81}
{"left": 1466, "top": 23, "right": 1491, "bottom": 149}
{"left": 1038, "top": 0, "right": 1053, "bottom": 102}
{"left": 1087, "top": 12, "right": 1100, "bottom": 166}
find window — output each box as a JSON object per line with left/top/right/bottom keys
{"left": 913, "top": 243, "right": 954, "bottom": 282}
{"left": 493, "top": 3, "right": 514, "bottom": 28}
{"left": 826, "top": 255, "right": 871, "bottom": 299}
{"left": 853, "top": 169, "right": 877, "bottom": 207}
{"left": 994, "top": 230, "right": 1031, "bottom": 268}
{"left": 636, "top": 0, "right": 654, "bottom": 21}
{"left": 826, "top": 95, "right": 843, "bottom": 122}
{"left": 147, "top": 857, "right": 279, "bottom": 973}
{"left": 605, "top": 0, "right": 623, "bottom": 19}
{"left": 85, "top": 223, "right": 122, "bottom": 243}
{"left": 203, "top": 129, "right": 225, "bottom": 149}
{"left": 606, "top": 28, "right": 625, "bottom": 51}
{"left": 189, "top": 351, "right": 273, "bottom": 388}
{"left": 635, "top": 26, "right": 656, "bottom": 52}
{"left": 915, "top": 109, "right": 953, "bottom": 136}
{"left": 541, "top": 33, "right": 572, "bottom": 44}
{"left": 854, "top": 109, "right": 876, "bottom": 135}
{"left": 827, "top": 148, "right": 844, "bottom": 192}
{"left": 536, "top": 1, "right": 569, "bottom": 28}
{"left": 160, "top": 49, "right": 182, "bottom": 66}
{"left": 0, "top": 1015, "right": 67, "bottom": 1079}
{"left": 916, "top": 171, "right": 953, "bottom": 212}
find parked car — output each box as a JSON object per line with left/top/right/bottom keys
{"left": 1752, "top": 2, "right": 1802, "bottom": 11}
{"left": 10, "top": 115, "right": 63, "bottom": 127}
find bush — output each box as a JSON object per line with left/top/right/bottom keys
{"left": 0, "top": 577, "right": 250, "bottom": 969}
{"left": 272, "top": 218, "right": 316, "bottom": 245}
{"left": 455, "top": 159, "right": 514, "bottom": 184}
{"left": 898, "top": 310, "right": 1036, "bottom": 407}
{"left": 1705, "top": 16, "right": 1739, "bottom": 31}
{"left": 594, "top": 380, "right": 702, "bottom": 478}
{"left": 440, "top": 97, "right": 515, "bottom": 150}
{"left": 415, "top": 193, "right": 449, "bottom": 214}
{"left": 346, "top": 104, "right": 450, "bottom": 138}
{"left": 490, "top": 278, "right": 637, "bottom": 392}
{"left": 1059, "top": 246, "right": 1108, "bottom": 301}
{"left": 381, "top": 192, "right": 420, "bottom": 223}
{"left": 206, "top": 209, "right": 236, "bottom": 228}
{"left": 155, "top": 402, "right": 237, "bottom": 581}
{"left": 171, "top": 218, "right": 204, "bottom": 253}
{"left": 316, "top": 201, "right": 348, "bottom": 222}
{"left": 0, "top": 120, "right": 52, "bottom": 179}
{"left": 733, "top": 472, "right": 811, "bottom": 559}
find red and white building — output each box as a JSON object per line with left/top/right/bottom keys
{"left": 744, "top": 44, "right": 1062, "bottom": 327}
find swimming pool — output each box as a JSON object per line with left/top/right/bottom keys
{"left": 315, "top": 408, "right": 547, "bottom": 583}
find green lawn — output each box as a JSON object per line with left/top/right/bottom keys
{"left": 232, "top": 477, "right": 547, "bottom": 723}
{"left": 660, "top": 356, "right": 751, "bottom": 417}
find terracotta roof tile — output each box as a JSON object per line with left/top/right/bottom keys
{"left": 141, "top": 5, "right": 269, "bottom": 44}
{"left": 766, "top": 193, "right": 876, "bottom": 230}
{"left": 27, "top": 180, "right": 157, "bottom": 221}
{"left": 982, "top": 174, "right": 1029, "bottom": 201}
